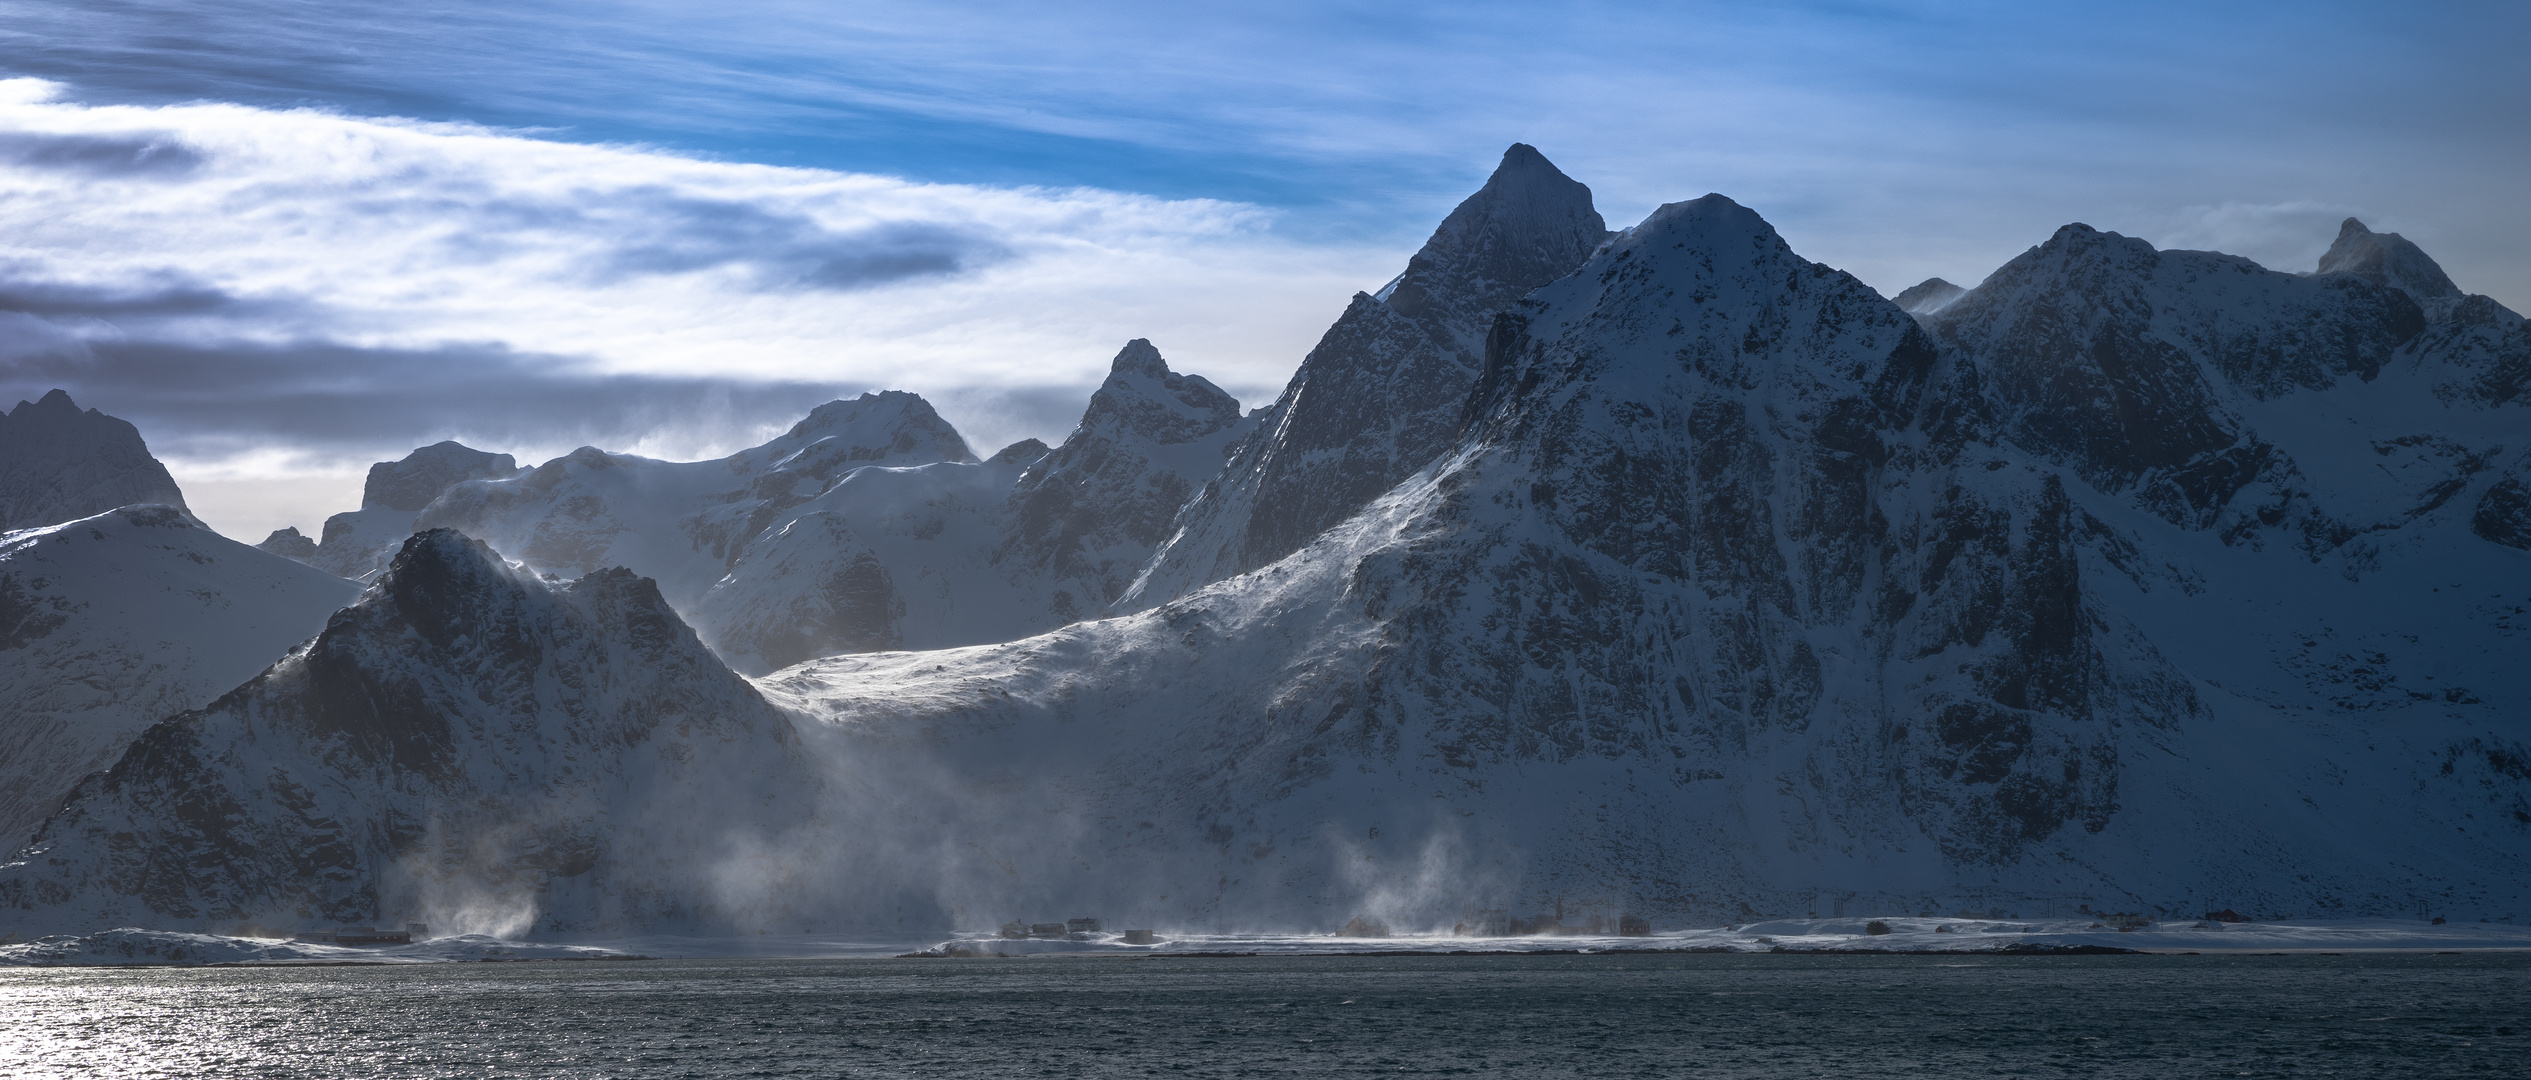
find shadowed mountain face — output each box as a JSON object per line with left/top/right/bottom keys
{"left": 0, "top": 530, "right": 820, "bottom": 936}
{"left": 1123, "top": 144, "right": 1612, "bottom": 608}
{"left": 0, "top": 390, "right": 187, "bottom": 533}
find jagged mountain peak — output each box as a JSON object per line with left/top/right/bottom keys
{"left": 1120, "top": 148, "right": 1617, "bottom": 609}
{"left": 0, "top": 388, "right": 189, "bottom": 533}
{"left": 2318, "top": 217, "right": 2462, "bottom": 304}
{"left": 1109, "top": 337, "right": 1170, "bottom": 379}
{"left": 9, "top": 388, "right": 83, "bottom": 419}
{"left": 998, "top": 341, "right": 1254, "bottom": 619}
{"left": 1378, "top": 143, "right": 1612, "bottom": 355}
{"left": 1069, "top": 339, "right": 1243, "bottom": 446}
{"left": 1894, "top": 277, "right": 1966, "bottom": 316}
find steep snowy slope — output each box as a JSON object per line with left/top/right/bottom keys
{"left": 414, "top": 392, "right": 972, "bottom": 611}
{"left": 764, "top": 195, "right": 2529, "bottom": 930}
{"left": 696, "top": 341, "right": 1251, "bottom": 671}
{"left": 1124, "top": 144, "right": 1611, "bottom": 607}
{"left": 305, "top": 441, "right": 522, "bottom": 580}
{"left": 0, "top": 391, "right": 188, "bottom": 532}
{"left": 0, "top": 530, "right": 825, "bottom": 937}
{"left": 0, "top": 506, "right": 359, "bottom": 849}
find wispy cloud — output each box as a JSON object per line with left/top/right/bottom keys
{"left": 0, "top": 78, "right": 1395, "bottom": 537}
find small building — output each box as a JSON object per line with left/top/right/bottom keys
{"left": 1000, "top": 920, "right": 1029, "bottom": 939}
{"left": 1067, "top": 918, "right": 1102, "bottom": 934}
{"left": 1122, "top": 929, "right": 1156, "bottom": 945}
{"left": 1029, "top": 923, "right": 1067, "bottom": 938}
{"left": 2203, "top": 908, "right": 2247, "bottom": 923}
{"left": 2100, "top": 912, "right": 2152, "bottom": 930}
{"left": 1617, "top": 915, "right": 1650, "bottom": 937}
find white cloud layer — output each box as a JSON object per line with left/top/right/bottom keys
{"left": 0, "top": 78, "right": 1399, "bottom": 538}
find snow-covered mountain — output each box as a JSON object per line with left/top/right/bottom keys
{"left": 0, "top": 391, "right": 188, "bottom": 532}
{"left": 0, "top": 530, "right": 824, "bottom": 936}
{"left": 759, "top": 194, "right": 2529, "bottom": 929}
{"left": 290, "top": 344, "right": 1251, "bottom": 673}
{"left": 295, "top": 441, "right": 526, "bottom": 580}
{"left": 699, "top": 340, "right": 1252, "bottom": 671}
{"left": 0, "top": 506, "right": 358, "bottom": 849}
{"left": 5, "top": 149, "right": 2524, "bottom": 939}
{"left": 1124, "top": 144, "right": 1611, "bottom": 608}
{"left": 378, "top": 392, "right": 971, "bottom": 631}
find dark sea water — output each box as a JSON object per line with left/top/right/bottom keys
{"left": 2, "top": 952, "right": 2525, "bottom": 1077}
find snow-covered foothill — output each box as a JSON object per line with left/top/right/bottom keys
{"left": 0, "top": 505, "right": 359, "bottom": 849}
{"left": 0, "top": 529, "right": 825, "bottom": 938}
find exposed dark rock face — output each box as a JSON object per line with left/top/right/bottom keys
{"left": 0, "top": 529, "right": 817, "bottom": 935}
{"left": 1925, "top": 224, "right": 2427, "bottom": 531}
{"left": 0, "top": 390, "right": 188, "bottom": 532}
{"left": 1125, "top": 144, "right": 1611, "bottom": 607}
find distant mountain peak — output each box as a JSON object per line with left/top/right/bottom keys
{"left": 13, "top": 388, "right": 82, "bottom": 418}
{"left": 1894, "top": 277, "right": 1967, "bottom": 316}
{"left": 256, "top": 526, "right": 318, "bottom": 561}
{"left": 2318, "top": 217, "right": 2461, "bottom": 304}
{"left": 361, "top": 440, "right": 520, "bottom": 513}
{"left": 1075, "top": 339, "right": 1242, "bottom": 444}
{"left": 1109, "top": 337, "right": 1170, "bottom": 379}
{"left": 0, "top": 388, "right": 188, "bottom": 532}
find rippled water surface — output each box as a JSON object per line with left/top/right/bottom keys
{"left": 3, "top": 952, "right": 2525, "bottom": 1077}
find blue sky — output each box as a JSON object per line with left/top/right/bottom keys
{"left": 1, "top": 1, "right": 2524, "bottom": 537}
